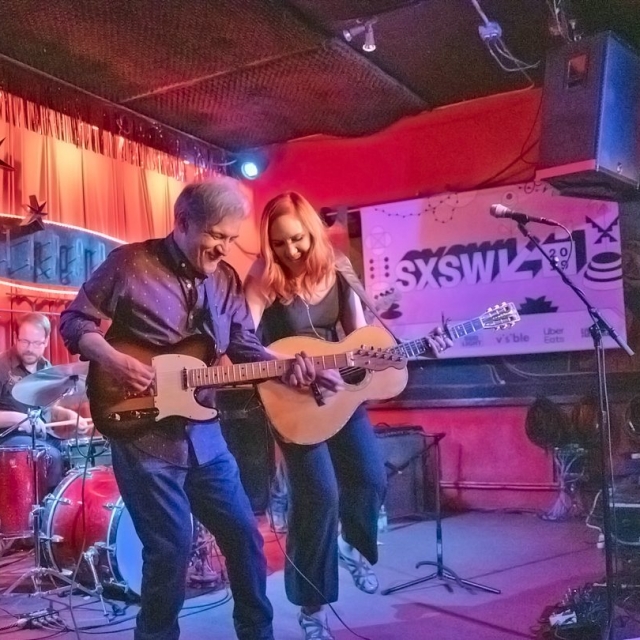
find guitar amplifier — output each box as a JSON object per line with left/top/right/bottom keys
{"left": 375, "top": 425, "right": 435, "bottom": 521}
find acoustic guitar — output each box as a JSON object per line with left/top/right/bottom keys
{"left": 258, "top": 302, "right": 520, "bottom": 444}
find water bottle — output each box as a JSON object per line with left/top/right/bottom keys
{"left": 377, "top": 504, "right": 388, "bottom": 533}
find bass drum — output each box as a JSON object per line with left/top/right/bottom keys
{"left": 41, "top": 466, "right": 144, "bottom": 597}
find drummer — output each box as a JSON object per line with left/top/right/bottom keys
{"left": 0, "top": 313, "right": 89, "bottom": 490}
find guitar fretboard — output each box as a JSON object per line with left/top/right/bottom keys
{"left": 186, "top": 353, "right": 353, "bottom": 388}
{"left": 387, "top": 316, "right": 485, "bottom": 359}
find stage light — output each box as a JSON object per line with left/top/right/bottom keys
{"left": 240, "top": 160, "right": 260, "bottom": 179}
{"left": 343, "top": 19, "right": 377, "bottom": 53}
{"left": 343, "top": 24, "right": 366, "bottom": 42}
{"left": 228, "top": 152, "right": 269, "bottom": 181}
{"left": 363, "top": 22, "right": 376, "bottom": 52}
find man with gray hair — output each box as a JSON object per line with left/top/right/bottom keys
{"left": 60, "top": 177, "right": 318, "bottom": 640}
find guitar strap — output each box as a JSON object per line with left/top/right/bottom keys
{"left": 334, "top": 252, "right": 402, "bottom": 344}
{"left": 203, "top": 275, "right": 221, "bottom": 358}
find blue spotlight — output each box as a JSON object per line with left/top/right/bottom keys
{"left": 229, "top": 151, "right": 268, "bottom": 181}
{"left": 240, "top": 160, "right": 260, "bottom": 179}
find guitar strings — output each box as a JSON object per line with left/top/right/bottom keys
{"left": 300, "top": 295, "right": 407, "bottom": 377}
{"left": 300, "top": 296, "right": 361, "bottom": 380}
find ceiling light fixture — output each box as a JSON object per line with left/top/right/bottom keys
{"left": 363, "top": 22, "right": 376, "bottom": 52}
{"left": 228, "top": 151, "right": 269, "bottom": 181}
{"left": 343, "top": 19, "right": 377, "bottom": 53}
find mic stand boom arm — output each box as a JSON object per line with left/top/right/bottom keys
{"left": 515, "top": 220, "right": 633, "bottom": 640}
{"left": 516, "top": 222, "right": 632, "bottom": 356}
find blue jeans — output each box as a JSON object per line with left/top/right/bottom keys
{"left": 110, "top": 436, "right": 274, "bottom": 640}
{"left": 277, "top": 405, "right": 387, "bottom": 606}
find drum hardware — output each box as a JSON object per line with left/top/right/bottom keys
{"left": 40, "top": 534, "right": 64, "bottom": 543}
{"left": 44, "top": 495, "right": 71, "bottom": 507}
{"left": 187, "top": 523, "right": 226, "bottom": 588}
{"left": 61, "top": 435, "right": 110, "bottom": 469}
{"left": 41, "top": 466, "right": 146, "bottom": 599}
{"left": 82, "top": 546, "right": 106, "bottom": 601}
{"left": 1, "top": 403, "right": 98, "bottom": 599}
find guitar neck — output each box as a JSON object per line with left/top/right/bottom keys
{"left": 393, "top": 315, "right": 485, "bottom": 358}
{"left": 186, "top": 353, "right": 353, "bottom": 389}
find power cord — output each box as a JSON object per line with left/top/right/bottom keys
{"left": 469, "top": 0, "right": 539, "bottom": 83}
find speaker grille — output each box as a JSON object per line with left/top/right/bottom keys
{"left": 537, "top": 32, "right": 640, "bottom": 199}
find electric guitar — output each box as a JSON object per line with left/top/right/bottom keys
{"left": 258, "top": 302, "right": 520, "bottom": 444}
{"left": 87, "top": 334, "right": 406, "bottom": 438}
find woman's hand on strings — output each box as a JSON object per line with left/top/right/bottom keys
{"left": 282, "top": 352, "right": 316, "bottom": 388}
{"left": 426, "top": 326, "right": 453, "bottom": 358}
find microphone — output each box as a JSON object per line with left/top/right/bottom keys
{"left": 489, "top": 204, "right": 559, "bottom": 227}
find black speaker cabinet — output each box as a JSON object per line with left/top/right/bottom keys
{"left": 536, "top": 32, "right": 640, "bottom": 200}
{"left": 218, "top": 387, "right": 274, "bottom": 514}
{"left": 375, "top": 425, "right": 435, "bottom": 521}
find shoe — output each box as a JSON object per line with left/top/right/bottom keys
{"left": 338, "top": 544, "right": 379, "bottom": 594}
{"left": 298, "top": 610, "right": 335, "bottom": 640}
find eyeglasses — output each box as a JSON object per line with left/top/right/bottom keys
{"left": 16, "top": 339, "right": 47, "bottom": 348}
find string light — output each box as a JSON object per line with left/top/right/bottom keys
{"left": 0, "top": 278, "right": 78, "bottom": 296}
{"left": 0, "top": 213, "right": 126, "bottom": 245}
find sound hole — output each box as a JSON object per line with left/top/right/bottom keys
{"left": 340, "top": 367, "right": 367, "bottom": 385}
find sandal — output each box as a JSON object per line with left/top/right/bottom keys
{"left": 298, "top": 610, "right": 335, "bottom": 640}
{"left": 338, "top": 548, "right": 379, "bottom": 594}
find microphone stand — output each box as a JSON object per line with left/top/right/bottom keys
{"left": 515, "top": 221, "right": 633, "bottom": 640}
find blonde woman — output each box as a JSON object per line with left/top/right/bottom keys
{"left": 245, "top": 192, "right": 450, "bottom": 639}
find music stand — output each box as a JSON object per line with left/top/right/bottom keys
{"left": 381, "top": 432, "right": 500, "bottom": 596}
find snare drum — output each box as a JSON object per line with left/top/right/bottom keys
{"left": 41, "top": 466, "right": 144, "bottom": 596}
{"left": 0, "top": 445, "right": 48, "bottom": 538}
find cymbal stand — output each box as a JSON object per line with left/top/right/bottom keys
{"left": 382, "top": 433, "right": 500, "bottom": 596}
{"left": 4, "top": 408, "right": 96, "bottom": 598}
{"left": 0, "top": 412, "right": 33, "bottom": 441}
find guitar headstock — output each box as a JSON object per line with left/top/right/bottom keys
{"left": 480, "top": 302, "right": 521, "bottom": 331}
{"left": 352, "top": 347, "right": 407, "bottom": 371}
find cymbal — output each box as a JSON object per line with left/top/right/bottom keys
{"left": 12, "top": 361, "right": 89, "bottom": 408}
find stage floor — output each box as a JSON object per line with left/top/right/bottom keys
{"left": 0, "top": 511, "right": 612, "bottom": 639}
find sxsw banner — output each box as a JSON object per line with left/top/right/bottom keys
{"left": 360, "top": 182, "right": 625, "bottom": 358}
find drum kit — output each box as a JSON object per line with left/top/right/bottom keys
{"left": 0, "top": 361, "right": 147, "bottom": 600}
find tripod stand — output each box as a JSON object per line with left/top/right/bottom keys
{"left": 2, "top": 408, "right": 95, "bottom": 597}
{"left": 381, "top": 432, "right": 500, "bottom": 596}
